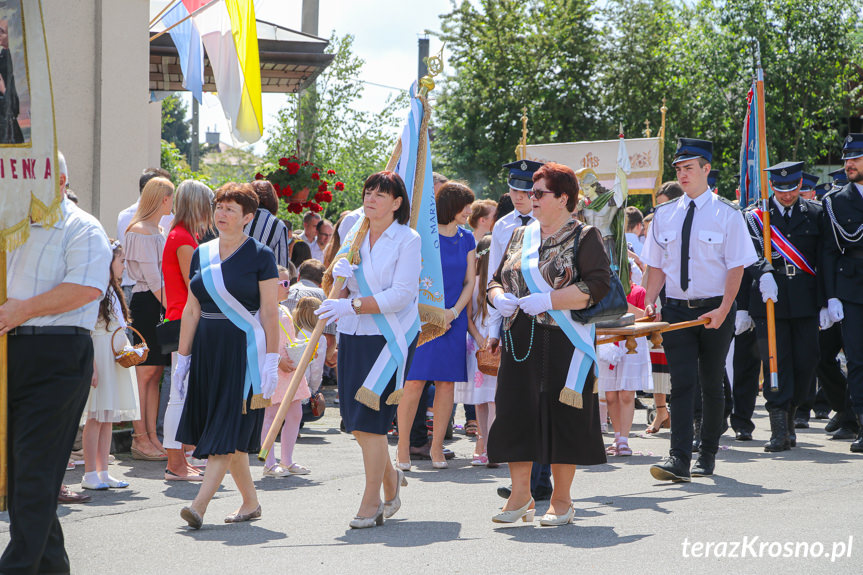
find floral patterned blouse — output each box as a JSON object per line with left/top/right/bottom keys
{"left": 489, "top": 219, "right": 611, "bottom": 330}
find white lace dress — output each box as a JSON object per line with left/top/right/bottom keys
{"left": 454, "top": 289, "right": 498, "bottom": 406}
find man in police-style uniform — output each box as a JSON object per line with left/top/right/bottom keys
{"left": 737, "top": 161, "right": 826, "bottom": 452}
{"left": 642, "top": 138, "right": 757, "bottom": 481}
{"left": 487, "top": 159, "right": 553, "bottom": 501}
{"left": 821, "top": 133, "right": 863, "bottom": 453}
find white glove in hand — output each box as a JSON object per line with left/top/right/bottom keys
{"left": 492, "top": 292, "right": 519, "bottom": 318}
{"left": 518, "top": 292, "right": 553, "bottom": 316}
{"left": 261, "top": 353, "right": 280, "bottom": 399}
{"left": 819, "top": 307, "right": 834, "bottom": 331}
{"left": 759, "top": 273, "right": 779, "bottom": 303}
{"left": 827, "top": 298, "right": 844, "bottom": 323}
{"left": 173, "top": 353, "right": 192, "bottom": 399}
{"left": 314, "top": 298, "right": 356, "bottom": 325}
{"left": 734, "top": 310, "right": 754, "bottom": 335}
{"left": 332, "top": 258, "right": 357, "bottom": 280}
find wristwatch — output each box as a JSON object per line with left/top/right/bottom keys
{"left": 351, "top": 298, "right": 363, "bottom": 312}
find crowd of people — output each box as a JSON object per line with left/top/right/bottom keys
{"left": 3, "top": 131, "right": 863, "bottom": 570}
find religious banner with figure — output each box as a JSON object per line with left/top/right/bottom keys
{"left": 0, "top": 0, "right": 59, "bottom": 251}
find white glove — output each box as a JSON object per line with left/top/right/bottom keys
{"left": 734, "top": 310, "right": 754, "bottom": 335}
{"left": 314, "top": 298, "right": 356, "bottom": 325}
{"left": 759, "top": 273, "right": 778, "bottom": 303}
{"left": 492, "top": 292, "right": 519, "bottom": 318}
{"left": 173, "top": 353, "right": 191, "bottom": 400}
{"left": 332, "top": 258, "right": 357, "bottom": 280}
{"left": 518, "top": 292, "right": 553, "bottom": 316}
{"left": 819, "top": 307, "right": 834, "bottom": 331}
{"left": 261, "top": 353, "right": 279, "bottom": 399}
{"left": 827, "top": 298, "right": 844, "bottom": 323}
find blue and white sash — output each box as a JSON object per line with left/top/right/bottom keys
{"left": 520, "top": 221, "right": 597, "bottom": 408}
{"left": 347, "top": 225, "right": 421, "bottom": 410}
{"left": 198, "top": 239, "right": 268, "bottom": 410}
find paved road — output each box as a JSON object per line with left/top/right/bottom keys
{"left": 1, "top": 393, "right": 860, "bottom": 574}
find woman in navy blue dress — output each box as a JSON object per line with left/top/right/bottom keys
{"left": 397, "top": 182, "right": 476, "bottom": 469}
{"left": 173, "top": 183, "right": 280, "bottom": 529}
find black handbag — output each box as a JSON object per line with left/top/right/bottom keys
{"left": 154, "top": 319, "right": 181, "bottom": 354}
{"left": 569, "top": 224, "right": 628, "bottom": 324}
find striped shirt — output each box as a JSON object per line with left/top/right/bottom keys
{"left": 285, "top": 279, "right": 336, "bottom": 335}
{"left": 244, "top": 208, "right": 290, "bottom": 268}
{"left": 7, "top": 198, "right": 112, "bottom": 329}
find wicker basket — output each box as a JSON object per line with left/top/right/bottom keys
{"left": 112, "top": 326, "right": 149, "bottom": 368}
{"left": 476, "top": 347, "right": 500, "bottom": 377}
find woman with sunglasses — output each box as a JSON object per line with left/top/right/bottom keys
{"left": 486, "top": 162, "right": 610, "bottom": 526}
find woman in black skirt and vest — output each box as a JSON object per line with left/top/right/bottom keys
{"left": 315, "top": 172, "right": 421, "bottom": 529}
{"left": 486, "top": 162, "right": 611, "bottom": 526}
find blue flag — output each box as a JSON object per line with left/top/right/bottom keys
{"left": 738, "top": 77, "right": 770, "bottom": 208}
{"left": 162, "top": 2, "right": 205, "bottom": 103}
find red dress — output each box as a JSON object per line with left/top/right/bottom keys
{"left": 162, "top": 223, "right": 197, "bottom": 321}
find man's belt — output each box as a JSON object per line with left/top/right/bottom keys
{"left": 8, "top": 326, "right": 91, "bottom": 336}
{"left": 665, "top": 296, "right": 724, "bottom": 309}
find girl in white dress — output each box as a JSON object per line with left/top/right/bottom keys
{"left": 455, "top": 236, "right": 498, "bottom": 466}
{"left": 81, "top": 241, "right": 141, "bottom": 490}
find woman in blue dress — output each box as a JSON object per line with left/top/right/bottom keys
{"left": 397, "top": 182, "right": 476, "bottom": 469}
{"left": 173, "top": 183, "right": 280, "bottom": 529}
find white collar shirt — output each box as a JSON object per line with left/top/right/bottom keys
{"left": 488, "top": 209, "right": 534, "bottom": 286}
{"left": 855, "top": 182, "right": 863, "bottom": 199}
{"left": 641, "top": 190, "right": 757, "bottom": 300}
{"left": 336, "top": 220, "right": 421, "bottom": 336}
{"left": 308, "top": 240, "right": 325, "bottom": 262}
{"left": 772, "top": 197, "right": 793, "bottom": 218}
{"left": 117, "top": 200, "right": 173, "bottom": 286}
{"left": 8, "top": 199, "right": 112, "bottom": 329}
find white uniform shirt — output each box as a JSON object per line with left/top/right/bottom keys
{"left": 117, "top": 200, "right": 173, "bottom": 287}
{"left": 8, "top": 199, "right": 112, "bottom": 329}
{"left": 308, "top": 240, "right": 325, "bottom": 262}
{"left": 641, "top": 190, "right": 757, "bottom": 300}
{"left": 486, "top": 209, "right": 533, "bottom": 338}
{"left": 336, "top": 220, "right": 421, "bottom": 336}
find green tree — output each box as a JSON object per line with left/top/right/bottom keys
{"left": 266, "top": 33, "right": 408, "bottom": 224}
{"left": 161, "top": 94, "right": 192, "bottom": 161}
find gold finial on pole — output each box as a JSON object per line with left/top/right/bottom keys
{"left": 643, "top": 119, "right": 651, "bottom": 138}
{"left": 418, "top": 43, "right": 445, "bottom": 98}
{"left": 516, "top": 107, "right": 528, "bottom": 160}
{"left": 659, "top": 97, "right": 667, "bottom": 140}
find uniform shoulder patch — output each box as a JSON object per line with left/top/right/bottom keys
{"left": 653, "top": 198, "right": 677, "bottom": 210}
{"left": 716, "top": 195, "right": 741, "bottom": 210}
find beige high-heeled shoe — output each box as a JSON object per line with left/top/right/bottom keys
{"left": 492, "top": 497, "right": 535, "bottom": 524}
{"left": 539, "top": 504, "right": 575, "bottom": 526}
{"left": 384, "top": 469, "right": 408, "bottom": 519}
{"left": 350, "top": 502, "right": 385, "bottom": 529}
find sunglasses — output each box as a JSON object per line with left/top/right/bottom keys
{"left": 528, "top": 188, "right": 555, "bottom": 200}
{"left": 278, "top": 280, "right": 291, "bottom": 288}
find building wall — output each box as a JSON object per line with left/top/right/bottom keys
{"left": 44, "top": 0, "right": 158, "bottom": 236}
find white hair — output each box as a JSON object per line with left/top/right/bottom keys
{"left": 57, "top": 151, "right": 67, "bottom": 178}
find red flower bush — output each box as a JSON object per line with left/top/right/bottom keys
{"left": 334, "top": 181, "right": 345, "bottom": 191}
{"left": 262, "top": 154, "right": 340, "bottom": 214}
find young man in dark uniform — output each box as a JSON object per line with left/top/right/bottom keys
{"left": 739, "top": 161, "right": 826, "bottom": 452}
{"left": 821, "top": 133, "right": 863, "bottom": 453}
{"left": 642, "top": 138, "right": 757, "bottom": 481}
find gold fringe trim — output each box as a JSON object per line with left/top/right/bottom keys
{"left": 29, "top": 191, "right": 64, "bottom": 229}
{"left": 417, "top": 304, "right": 447, "bottom": 346}
{"left": 249, "top": 393, "right": 271, "bottom": 411}
{"left": 593, "top": 377, "right": 599, "bottom": 394}
{"left": 385, "top": 388, "right": 403, "bottom": 406}
{"left": 0, "top": 218, "right": 31, "bottom": 252}
{"left": 354, "top": 386, "right": 381, "bottom": 411}
{"left": 559, "top": 387, "right": 584, "bottom": 409}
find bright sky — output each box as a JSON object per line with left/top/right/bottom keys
{"left": 151, "top": 0, "right": 453, "bottom": 154}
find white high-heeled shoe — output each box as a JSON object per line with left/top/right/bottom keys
{"left": 492, "top": 497, "right": 535, "bottom": 524}
{"left": 539, "top": 504, "right": 575, "bottom": 526}
{"left": 384, "top": 469, "right": 408, "bottom": 519}
{"left": 395, "top": 460, "right": 411, "bottom": 472}
{"left": 349, "top": 502, "right": 385, "bottom": 529}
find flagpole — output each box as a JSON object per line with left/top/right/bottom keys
{"left": 0, "top": 251, "right": 7, "bottom": 511}
{"left": 754, "top": 41, "right": 779, "bottom": 392}
{"left": 149, "top": 0, "right": 181, "bottom": 29}
{"left": 149, "top": 0, "right": 219, "bottom": 43}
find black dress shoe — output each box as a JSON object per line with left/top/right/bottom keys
{"left": 532, "top": 486, "right": 553, "bottom": 501}
{"left": 691, "top": 453, "right": 715, "bottom": 477}
{"left": 692, "top": 436, "right": 702, "bottom": 453}
{"left": 649, "top": 456, "right": 690, "bottom": 483}
{"left": 824, "top": 413, "right": 842, "bottom": 433}
{"left": 794, "top": 418, "right": 809, "bottom": 429}
{"left": 497, "top": 485, "right": 512, "bottom": 499}
{"left": 830, "top": 427, "right": 857, "bottom": 440}
{"left": 851, "top": 415, "right": 863, "bottom": 453}
{"left": 813, "top": 410, "right": 830, "bottom": 420}
{"left": 734, "top": 430, "right": 753, "bottom": 441}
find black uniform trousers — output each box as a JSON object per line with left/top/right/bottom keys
{"left": 816, "top": 323, "right": 855, "bottom": 425}
{"left": 0, "top": 334, "right": 93, "bottom": 575}
{"left": 662, "top": 302, "right": 735, "bottom": 465}
{"left": 754, "top": 316, "right": 819, "bottom": 412}
{"left": 840, "top": 301, "right": 863, "bottom": 418}
{"left": 731, "top": 327, "right": 761, "bottom": 434}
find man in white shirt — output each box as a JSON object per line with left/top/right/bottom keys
{"left": 116, "top": 168, "right": 174, "bottom": 299}
{"left": 0, "top": 152, "right": 112, "bottom": 573}
{"left": 642, "top": 138, "right": 757, "bottom": 482}
{"left": 310, "top": 218, "right": 332, "bottom": 263}
{"left": 297, "top": 211, "right": 321, "bottom": 248}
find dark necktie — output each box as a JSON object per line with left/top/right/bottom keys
{"left": 783, "top": 208, "right": 791, "bottom": 226}
{"left": 519, "top": 215, "right": 532, "bottom": 227}
{"left": 680, "top": 202, "right": 696, "bottom": 291}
